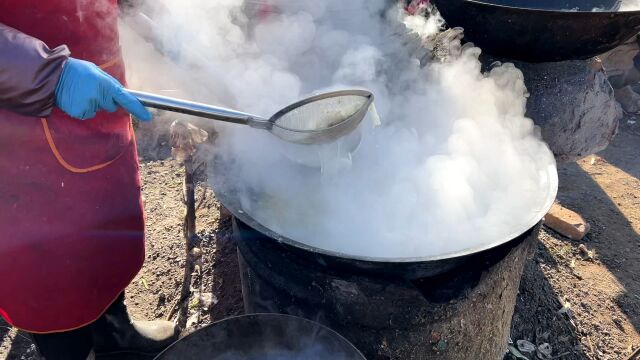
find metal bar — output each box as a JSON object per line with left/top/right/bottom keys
{"left": 127, "top": 89, "right": 269, "bottom": 127}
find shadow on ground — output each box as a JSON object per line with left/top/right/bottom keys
{"left": 599, "top": 128, "right": 640, "bottom": 179}
{"left": 511, "top": 124, "right": 640, "bottom": 359}
{"left": 560, "top": 146, "right": 640, "bottom": 333}
{"left": 511, "top": 236, "right": 588, "bottom": 360}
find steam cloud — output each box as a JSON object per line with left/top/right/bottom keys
{"left": 121, "top": 0, "right": 557, "bottom": 259}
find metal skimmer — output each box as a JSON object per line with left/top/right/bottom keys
{"left": 128, "top": 89, "right": 374, "bottom": 145}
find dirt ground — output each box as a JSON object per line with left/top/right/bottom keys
{"left": 510, "top": 119, "right": 640, "bottom": 360}
{"left": 1, "top": 118, "right": 639, "bottom": 359}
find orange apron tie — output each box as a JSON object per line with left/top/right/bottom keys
{"left": 41, "top": 57, "right": 132, "bottom": 174}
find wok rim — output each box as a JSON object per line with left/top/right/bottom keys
{"left": 211, "top": 161, "right": 558, "bottom": 264}
{"left": 154, "top": 313, "right": 366, "bottom": 360}
{"left": 463, "top": 0, "right": 640, "bottom": 14}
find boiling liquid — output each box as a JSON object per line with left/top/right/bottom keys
{"left": 278, "top": 103, "right": 381, "bottom": 176}
{"left": 318, "top": 103, "right": 381, "bottom": 176}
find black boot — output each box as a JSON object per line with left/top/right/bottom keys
{"left": 92, "top": 293, "right": 180, "bottom": 359}
{"left": 31, "top": 325, "right": 94, "bottom": 360}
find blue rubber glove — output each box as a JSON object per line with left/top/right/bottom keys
{"left": 54, "top": 58, "right": 152, "bottom": 121}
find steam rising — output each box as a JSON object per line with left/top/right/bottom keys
{"left": 122, "top": 0, "right": 557, "bottom": 259}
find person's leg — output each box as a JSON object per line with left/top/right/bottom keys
{"left": 31, "top": 324, "right": 94, "bottom": 360}
{"left": 92, "top": 292, "right": 178, "bottom": 359}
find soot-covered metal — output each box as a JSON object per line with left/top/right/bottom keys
{"left": 155, "top": 314, "right": 365, "bottom": 359}
{"left": 235, "top": 218, "right": 540, "bottom": 359}
{"left": 431, "top": 0, "right": 640, "bottom": 62}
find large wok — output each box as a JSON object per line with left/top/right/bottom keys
{"left": 209, "top": 157, "right": 557, "bottom": 281}
{"left": 430, "top": 0, "right": 640, "bottom": 62}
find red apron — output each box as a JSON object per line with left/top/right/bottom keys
{"left": 0, "top": 0, "right": 145, "bottom": 333}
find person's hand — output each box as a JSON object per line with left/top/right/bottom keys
{"left": 54, "top": 58, "right": 152, "bottom": 121}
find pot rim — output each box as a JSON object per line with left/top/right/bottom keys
{"left": 155, "top": 313, "right": 366, "bottom": 359}
{"left": 212, "top": 162, "right": 558, "bottom": 263}
{"left": 463, "top": 0, "right": 631, "bottom": 14}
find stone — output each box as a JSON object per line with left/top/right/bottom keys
{"left": 600, "top": 35, "right": 640, "bottom": 89}
{"left": 516, "top": 340, "right": 536, "bottom": 354}
{"left": 600, "top": 36, "right": 640, "bottom": 113}
{"left": 516, "top": 58, "right": 622, "bottom": 162}
{"left": 537, "top": 343, "right": 553, "bottom": 359}
{"left": 578, "top": 244, "right": 594, "bottom": 260}
{"left": 614, "top": 85, "right": 640, "bottom": 113}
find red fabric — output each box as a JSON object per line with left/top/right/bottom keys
{"left": 0, "top": 0, "right": 145, "bottom": 333}
{"left": 257, "top": 3, "right": 275, "bottom": 19}
{"left": 405, "top": 0, "right": 430, "bottom": 15}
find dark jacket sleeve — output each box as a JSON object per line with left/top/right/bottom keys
{"left": 0, "top": 23, "right": 70, "bottom": 117}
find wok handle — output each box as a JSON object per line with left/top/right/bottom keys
{"left": 127, "top": 89, "right": 271, "bottom": 128}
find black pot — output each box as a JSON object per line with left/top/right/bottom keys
{"left": 476, "top": 0, "right": 620, "bottom": 10}
{"left": 209, "top": 157, "right": 555, "bottom": 280}
{"left": 431, "top": 0, "right": 640, "bottom": 62}
{"left": 233, "top": 216, "right": 538, "bottom": 302}
{"left": 154, "top": 314, "right": 365, "bottom": 360}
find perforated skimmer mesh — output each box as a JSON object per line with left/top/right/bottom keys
{"left": 269, "top": 92, "right": 372, "bottom": 144}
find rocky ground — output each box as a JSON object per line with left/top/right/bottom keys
{"left": 1, "top": 119, "right": 639, "bottom": 360}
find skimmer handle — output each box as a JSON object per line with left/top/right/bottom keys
{"left": 127, "top": 89, "right": 270, "bottom": 128}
